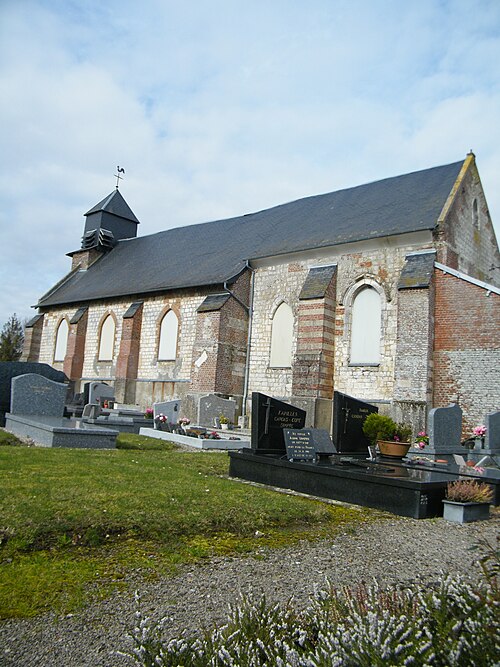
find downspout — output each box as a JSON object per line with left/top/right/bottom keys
{"left": 223, "top": 260, "right": 255, "bottom": 418}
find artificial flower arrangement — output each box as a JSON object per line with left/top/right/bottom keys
{"left": 219, "top": 414, "right": 229, "bottom": 425}
{"left": 155, "top": 413, "right": 167, "bottom": 424}
{"left": 414, "top": 430, "right": 429, "bottom": 450}
{"left": 144, "top": 407, "right": 154, "bottom": 419}
{"left": 178, "top": 416, "right": 190, "bottom": 426}
{"left": 473, "top": 425, "right": 487, "bottom": 438}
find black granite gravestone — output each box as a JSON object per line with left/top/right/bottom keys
{"left": 251, "top": 393, "right": 306, "bottom": 455}
{"left": 309, "top": 428, "right": 337, "bottom": 458}
{"left": 0, "top": 362, "right": 68, "bottom": 426}
{"left": 332, "top": 391, "right": 377, "bottom": 453}
{"left": 284, "top": 429, "right": 317, "bottom": 462}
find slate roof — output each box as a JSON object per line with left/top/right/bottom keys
{"left": 37, "top": 160, "right": 463, "bottom": 308}
{"left": 85, "top": 189, "right": 140, "bottom": 223}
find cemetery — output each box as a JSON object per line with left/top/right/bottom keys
{"left": 1, "top": 360, "right": 498, "bottom": 518}
{"left": 228, "top": 392, "right": 500, "bottom": 519}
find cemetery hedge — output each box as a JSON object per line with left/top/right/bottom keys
{"left": 0, "top": 435, "right": 376, "bottom": 618}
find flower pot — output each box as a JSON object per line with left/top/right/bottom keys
{"left": 377, "top": 440, "right": 411, "bottom": 459}
{"left": 221, "top": 423, "right": 229, "bottom": 430}
{"left": 442, "top": 500, "right": 490, "bottom": 523}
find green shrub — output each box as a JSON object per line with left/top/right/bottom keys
{"left": 362, "top": 413, "right": 411, "bottom": 444}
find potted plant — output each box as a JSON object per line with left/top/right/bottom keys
{"left": 362, "top": 413, "right": 412, "bottom": 459}
{"left": 144, "top": 407, "right": 154, "bottom": 420}
{"left": 443, "top": 479, "right": 493, "bottom": 523}
{"left": 219, "top": 414, "right": 230, "bottom": 430}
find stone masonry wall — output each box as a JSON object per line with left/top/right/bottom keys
{"left": 434, "top": 158, "right": 500, "bottom": 286}
{"left": 433, "top": 267, "right": 500, "bottom": 436}
{"left": 249, "top": 243, "right": 431, "bottom": 408}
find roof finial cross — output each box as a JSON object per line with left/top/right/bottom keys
{"left": 115, "top": 166, "right": 125, "bottom": 189}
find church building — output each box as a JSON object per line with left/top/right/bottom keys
{"left": 23, "top": 152, "right": 500, "bottom": 436}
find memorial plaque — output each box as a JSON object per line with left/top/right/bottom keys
{"left": 251, "top": 393, "right": 306, "bottom": 454}
{"left": 284, "top": 429, "right": 317, "bottom": 461}
{"left": 333, "top": 391, "right": 377, "bottom": 453}
{"left": 309, "top": 428, "right": 337, "bottom": 456}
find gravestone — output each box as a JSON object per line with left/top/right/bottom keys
{"left": 428, "top": 404, "right": 462, "bottom": 453}
{"left": 485, "top": 411, "right": 500, "bottom": 452}
{"left": 284, "top": 429, "right": 316, "bottom": 462}
{"left": 251, "top": 392, "right": 306, "bottom": 455}
{"left": 332, "top": 391, "right": 378, "bottom": 453}
{"left": 309, "top": 428, "right": 337, "bottom": 457}
{"left": 0, "top": 362, "right": 67, "bottom": 426}
{"left": 10, "top": 374, "right": 67, "bottom": 418}
{"left": 154, "top": 399, "right": 181, "bottom": 425}
{"left": 88, "top": 382, "right": 115, "bottom": 406}
{"left": 198, "top": 394, "right": 236, "bottom": 427}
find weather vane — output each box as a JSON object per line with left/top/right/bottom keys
{"left": 115, "top": 166, "right": 125, "bottom": 189}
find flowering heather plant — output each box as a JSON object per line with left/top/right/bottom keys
{"left": 414, "top": 430, "right": 429, "bottom": 450}
{"left": 473, "top": 424, "right": 487, "bottom": 437}
{"left": 446, "top": 480, "right": 493, "bottom": 504}
{"left": 122, "top": 545, "right": 500, "bottom": 666}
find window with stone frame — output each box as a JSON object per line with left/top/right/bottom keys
{"left": 98, "top": 314, "right": 116, "bottom": 361}
{"left": 158, "top": 309, "right": 179, "bottom": 361}
{"left": 269, "top": 302, "right": 294, "bottom": 368}
{"left": 54, "top": 318, "right": 69, "bottom": 362}
{"left": 350, "top": 286, "right": 381, "bottom": 365}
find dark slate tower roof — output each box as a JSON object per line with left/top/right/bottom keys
{"left": 37, "top": 159, "right": 464, "bottom": 308}
{"left": 85, "top": 189, "right": 139, "bottom": 222}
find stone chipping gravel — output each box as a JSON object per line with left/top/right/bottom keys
{"left": 1, "top": 508, "right": 498, "bottom": 667}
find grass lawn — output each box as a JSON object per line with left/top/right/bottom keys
{"left": 0, "top": 432, "right": 380, "bottom": 619}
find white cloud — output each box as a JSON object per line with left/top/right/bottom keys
{"left": 0, "top": 0, "right": 499, "bottom": 326}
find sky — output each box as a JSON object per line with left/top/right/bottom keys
{"left": 1, "top": 0, "right": 499, "bottom": 328}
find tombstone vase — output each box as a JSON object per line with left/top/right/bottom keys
{"left": 377, "top": 440, "right": 411, "bottom": 459}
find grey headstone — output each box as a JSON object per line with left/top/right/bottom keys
{"left": 198, "top": 394, "right": 236, "bottom": 427}
{"left": 0, "top": 361, "right": 67, "bottom": 426}
{"left": 485, "top": 411, "right": 500, "bottom": 452}
{"left": 82, "top": 404, "right": 101, "bottom": 419}
{"left": 10, "top": 374, "right": 67, "bottom": 418}
{"left": 154, "top": 400, "right": 181, "bottom": 425}
{"left": 428, "top": 404, "right": 462, "bottom": 453}
{"left": 88, "top": 382, "right": 115, "bottom": 405}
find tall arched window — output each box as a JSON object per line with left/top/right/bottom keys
{"left": 54, "top": 318, "right": 69, "bottom": 362}
{"left": 270, "top": 302, "right": 294, "bottom": 368}
{"left": 158, "top": 310, "right": 179, "bottom": 360}
{"left": 350, "top": 287, "right": 381, "bottom": 364}
{"left": 98, "top": 314, "right": 115, "bottom": 361}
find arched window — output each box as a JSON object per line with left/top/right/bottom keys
{"left": 472, "top": 198, "right": 479, "bottom": 229}
{"left": 350, "top": 287, "right": 381, "bottom": 364}
{"left": 98, "top": 314, "right": 115, "bottom": 361}
{"left": 54, "top": 319, "right": 69, "bottom": 362}
{"left": 158, "top": 310, "right": 179, "bottom": 360}
{"left": 270, "top": 303, "right": 294, "bottom": 368}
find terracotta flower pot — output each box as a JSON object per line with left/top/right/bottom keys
{"left": 377, "top": 440, "right": 411, "bottom": 459}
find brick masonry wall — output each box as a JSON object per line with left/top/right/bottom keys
{"left": 433, "top": 268, "right": 500, "bottom": 435}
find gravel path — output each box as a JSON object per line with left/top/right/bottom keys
{"left": 1, "top": 509, "right": 498, "bottom": 667}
